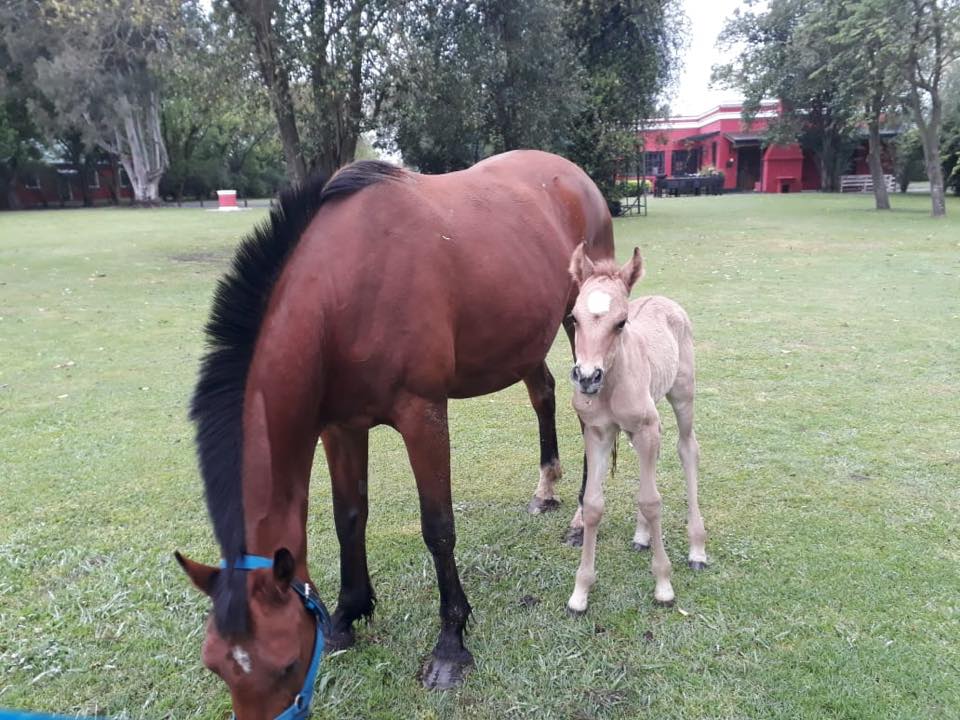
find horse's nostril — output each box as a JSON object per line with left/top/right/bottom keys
{"left": 571, "top": 366, "right": 582, "bottom": 381}
{"left": 593, "top": 368, "right": 603, "bottom": 383}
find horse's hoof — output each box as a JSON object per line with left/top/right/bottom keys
{"left": 566, "top": 605, "right": 587, "bottom": 618}
{"left": 564, "top": 527, "right": 584, "bottom": 547}
{"left": 653, "top": 597, "right": 675, "bottom": 608}
{"left": 688, "top": 560, "right": 709, "bottom": 571}
{"left": 419, "top": 652, "right": 474, "bottom": 690}
{"left": 631, "top": 542, "right": 650, "bottom": 551}
{"left": 527, "top": 496, "right": 560, "bottom": 514}
{"left": 323, "top": 625, "right": 355, "bottom": 651}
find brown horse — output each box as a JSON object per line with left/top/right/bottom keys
{"left": 175, "top": 150, "right": 613, "bottom": 716}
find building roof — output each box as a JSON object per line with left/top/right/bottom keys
{"left": 725, "top": 132, "right": 765, "bottom": 147}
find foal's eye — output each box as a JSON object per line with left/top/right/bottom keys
{"left": 615, "top": 319, "right": 627, "bottom": 332}
{"left": 567, "top": 314, "right": 577, "bottom": 326}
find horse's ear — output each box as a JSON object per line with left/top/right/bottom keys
{"left": 272, "top": 548, "right": 295, "bottom": 592}
{"left": 569, "top": 243, "right": 595, "bottom": 285}
{"left": 175, "top": 551, "right": 219, "bottom": 596}
{"left": 619, "top": 247, "right": 644, "bottom": 291}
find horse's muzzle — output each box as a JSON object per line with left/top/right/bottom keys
{"left": 571, "top": 365, "right": 603, "bottom": 395}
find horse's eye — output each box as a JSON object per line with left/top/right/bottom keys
{"left": 615, "top": 319, "right": 627, "bottom": 331}
{"left": 281, "top": 660, "right": 299, "bottom": 678}
{"left": 567, "top": 315, "right": 577, "bottom": 326}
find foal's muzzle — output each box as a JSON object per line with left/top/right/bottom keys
{"left": 571, "top": 365, "right": 603, "bottom": 395}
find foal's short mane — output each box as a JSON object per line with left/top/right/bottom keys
{"left": 587, "top": 260, "right": 624, "bottom": 283}
{"left": 190, "top": 160, "right": 404, "bottom": 636}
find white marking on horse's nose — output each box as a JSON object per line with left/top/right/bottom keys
{"left": 232, "top": 646, "right": 253, "bottom": 674}
{"left": 587, "top": 291, "right": 611, "bottom": 314}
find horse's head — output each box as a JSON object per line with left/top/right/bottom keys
{"left": 568, "top": 244, "right": 644, "bottom": 395}
{"left": 175, "top": 548, "right": 321, "bottom": 719}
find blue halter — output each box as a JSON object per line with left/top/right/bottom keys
{"left": 219, "top": 555, "right": 330, "bottom": 720}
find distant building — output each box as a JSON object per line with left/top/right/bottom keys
{"left": 638, "top": 100, "right": 895, "bottom": 193}
{"left": 10, "top": 154, "right": 134, "bottom": 209}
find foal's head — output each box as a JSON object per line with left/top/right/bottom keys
{"left": 175, "top": 549, "right": 318, "bottom": 719}
{"left": 568, "top": 244, "right": 644, "bottom": 395}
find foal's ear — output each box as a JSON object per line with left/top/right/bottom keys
{"left": 174, "top": 551, "right": 219, "bottom": 596}
{"left": 568, "top": 243, "right": 595, "bottom": 285}
{"left": 619, "top": 247, "right": 645, "bottom": 291}
{"left": 272, "top": 548, "right": 295, "bottom": 592}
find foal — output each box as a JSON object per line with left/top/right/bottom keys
{"left": 565, "top": 245, "right": 707, "bottom": 614}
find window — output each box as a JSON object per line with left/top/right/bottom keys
{"left": 711, "top": 142, "right": 717, "bottom": 167}
{"left": 119, "top": 168, "right": 130, "bottom": 188}
{"left": 671, "top": 148, "right": 702, "bottom": 176}
{"left": 89, "top": 169, "right": 100, "bottom": 189}
{"left": 644, "top": 151, "right": 665, "bottom": 176}
{"left": 24, "top": 174, "right": 41, "bottom": 190}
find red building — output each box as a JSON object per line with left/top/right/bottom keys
{"left": 10, "top": 160, "right": 133, "bottom": 209}
{"left": 640, "top": 100, "right": 892, "bottom": 193}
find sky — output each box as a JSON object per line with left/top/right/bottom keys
{"left": 670, "top": 0, "right": 753, "bottom": 116}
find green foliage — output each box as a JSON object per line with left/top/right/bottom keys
{"left": 894, "top": 127, "right": 927, "bottom": 191}
{"left": 564, "top": 0, "right": 686, "bottom": 201}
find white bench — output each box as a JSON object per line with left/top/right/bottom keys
{"left": 840, "top": 174, "right": 896, "bottom": 193}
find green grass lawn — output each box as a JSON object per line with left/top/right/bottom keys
{"left": 1, "top": 192, "right": 958, "bottom": 719}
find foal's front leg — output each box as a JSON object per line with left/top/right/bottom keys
{"left": 631, "top": 418, "right": 675, "bottom": 605}
{"left": 567, "top": 424, "right": 615, "bottom": 615}
{"left": 396, "top": 397, "right": 473, "bottom": 689}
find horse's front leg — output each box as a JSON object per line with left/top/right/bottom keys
{"left": 396, "top": 397, "right": 473, "bottom": 689}
{"left": 632, "top": 417, "right": 675, "bottom": 605}
{"left": 524, "top": 362, "right": 563, "bottom": 513}
{"left": 567, "top": 424, "right": 615, "bottom": 615}
{"left": 321, "top": 425, "right": 375, "bottom": 650}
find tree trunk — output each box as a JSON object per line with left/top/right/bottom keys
{"left": 231, "top": 0, "right": 306, "bottom": 185}
{"left": 867, "top": 116, "right": 890, "bottom": 210}
{"left": 923, "top": 129, "right": 947, "bottom": 217}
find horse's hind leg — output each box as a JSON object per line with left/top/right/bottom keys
{"left": 322, "top": 425, "right": 376, "bottom": 649}
{"left": 524, "top": 361, "right": 563, "bottom": 514}
{"left": 667, "top": 372, "right": 707, "bottom": 569}
{"left": 396, "top": 397, "right": 474, "bottom": 689}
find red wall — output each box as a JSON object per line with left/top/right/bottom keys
{"left": 13, "top": 164, "right": 133, "bottom": 209}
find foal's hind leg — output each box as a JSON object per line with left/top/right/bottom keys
{"left": 667, "top": 375, "right": 707, "bottom": 569}
{"left": 321, "top": 426, "right": 376, "bottom": 649}
{"left": 524, "top": 362, "right": 563, "bottom": 514}
{"left": 562, "top": 314, "right": 587, "bottom": 545}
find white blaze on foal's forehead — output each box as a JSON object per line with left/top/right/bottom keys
{"left": 586, "top": 290, "right": 612, "bottom": 315}
{"left": 232, "top": 645, "right": 253, "bottom": 674}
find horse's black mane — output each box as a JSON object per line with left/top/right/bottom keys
{"left": 190, "top": 160, "right": 403, "bottom": 636}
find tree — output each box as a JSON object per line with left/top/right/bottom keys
{"left": 225, "top": 0, "right": 403, "bottom": 182}
{"left": 822, "top": 0, "right": 909, "bottom": 210}
{"left": 0, "top": 34, "right": 46, "bottom": 210}
{"left": 713, "top": 0, "right": 862, "bottom": 192}
{"left": 0, "top": 0, "right": 186, "bottom": 204}
{"left": 903, "top": 0, "right": 960, "bottom": 216}
{"left": 384, "top": 0, "right": 584, "bottom": 173}
{"left": 563, "top": 0, "right": 686, "bottom": 205}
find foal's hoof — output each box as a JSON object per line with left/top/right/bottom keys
{"left": 688, "top": 560, "right": 709, "bottom": 571}
{"left": 323, "top": 625, "right": 356, "bottom": 651}
{"left": 564, "top": 527, "right": 584, "bottom": 547}
{"left": 419, "top": 652, "right": 474, "bottom": 690}
{"left": 631, "top": 541, "right": 650, "bottom": 551}
{"left": 653, "top": 597, "right": 675, "bottom": 608}
{"left": 527, "top": 496, "right": 560, "bottom": 514}
{"left": 566, "top": 605, "right": 587, "bottom": 618}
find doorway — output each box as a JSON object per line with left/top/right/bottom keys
{"left": 736, "top": 146, "right": 762, "bottom": 191}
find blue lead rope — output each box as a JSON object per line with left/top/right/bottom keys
{"left": 220, "top": 555, "right": 330, "bottom": 720}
